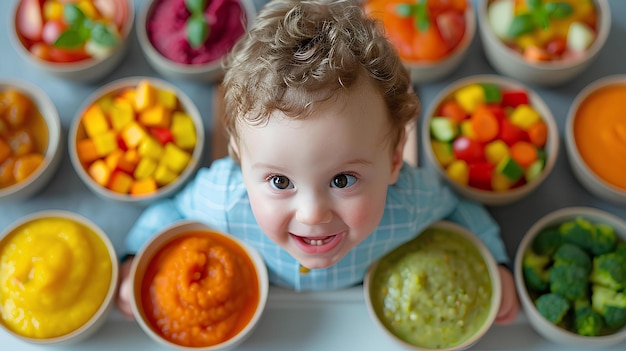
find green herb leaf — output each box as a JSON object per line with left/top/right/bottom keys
{"left": 63, "top": 4, "right": 86, "bottom": 27}
{"left": 532, "top": 7, "right": 550, "bottom": 29}
{"left": 415, "top": 0, "right": 430, "bottom": 32}
{"left": 545, "top": 2, "right": 574, "bottom": 19}
{"left": 185, "top": 0, "right": 207, "bottom": 15}
{"left": 186, "top": 15, "right": 209, "bottom": 49}
{"left": 508, "top": 13, "right": 537, "bottom": 38}
{"left": 90, "top": 23, "right": 119, "bottom": 47}
{"left": 527, "top": 0, "right": 542, "bottom": 11}
{"left": 396, "top": 4, "right": 412, "bottom": 17}
{"left": 54, "top": 28, "right": 87, "bottom": 48}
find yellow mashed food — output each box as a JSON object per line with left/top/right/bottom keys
{"left": 369, "top": 227, "right": 493, "bottom": 349}
{"left": 0, "top": 217, "right": 112, "bottom": 339}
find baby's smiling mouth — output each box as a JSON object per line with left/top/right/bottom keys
{"left": 290, "top": 232, "right": 345, "bottom": 254}
{"left": 300, "top": 235, "right": 335, "bottom": 246}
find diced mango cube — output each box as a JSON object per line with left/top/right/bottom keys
{"left": 157, "top": 88, "right": 178, "bottom": 110}
{"left": 92, "top": 131, "right": 118, "bottom": 157}
{"left": 134, "top": 157, "right": 157, "bottom": 180}
{"left": 118, "top": 89, "right": 137, "bottom": 110}
{"left": 108, "top": 171, "right": 134, "bottom": 194}
{"left": 121, "top": 122, "right": 147, "bottom": 149}
{"left": 138, "top": 136, "right": 164, "bottom": 160}
{"left": 104, "top": 149, "right": 124, "bottom": 170}
{"left": 162, "top": 143, "right": 191, "bottom": 174}
{"left": 135, "top": 80, "right": 157, "bottom": 112}
{"left": 130, "top": 178, "right": 158, "bottom": 195}
{"left": 82, "top": 104, "right": 109, "bottom": 138}
{"left": 171, "top": 112, "right": 197, "bottom": 149}
{"left": 118, "top": 149, "right": 140, "bottom": 174}
{"left": 13, "top": 154, "right": 43, "bottom": 182}
{"left": 88, "top": 159, "right": 112, "bottom": 186}
{"left": 110, "top": 98, "right": 135, "bottom": 131}
{"left": 76, "top": 138, "right": 100, "bottom": 164}
{"left": 0, "top": 138, "right": 11, "bottom": 164}
{"left": 510, "top": 105, "right": 541, "bottom": 130}
{"left": 139, "top": 104, "right": 171, "bottom": 128}
{"left": 154, "top": 162, "right": 177, "bottom": 186}
{"left": 0, "top": 158, "right": 15, "bottom": 187}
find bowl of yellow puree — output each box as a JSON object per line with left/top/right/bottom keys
{"left": 0, "top": 210, "right": 118, "bottom": 345}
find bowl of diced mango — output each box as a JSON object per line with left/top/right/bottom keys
{"left": 69, "top": 77, "right": 205, "bottom": 204}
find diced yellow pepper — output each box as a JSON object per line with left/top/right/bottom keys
{"left": 485, "top": 140, "right": 510, "bottom": 165}
{"left": 492, "top": 172, "right": 512, "bottom": 192}
{"left": 162, "top": 143, "right": 191, "bottom": 174}
{"left": 82, "top": 104, "right": 109, "bottom": 138}
{"left": 157, "top": 88, "right": 178, "bottom": 110}
{"left": 510, "top": 104, "right": 541, "bottom": 130}
{"left": 431, "top": 141, "right": 455, "bottom": 167}
{"left": 171, "top": 112, "right": 197, "bottom": 150}
{"left": 118, "top": 89, "right": 137, "bottom": 110}
{"left": 134, "top": 157, "right": 157, "bottom": 180}
{"left": 110, "top": 98, "right": 135, "bottom": 131}
{"left": 43, "top": 1, "right": 63, "bottom": 21}
{"left": 135, "top": 80, "right": 157, "bottom": 112}
{"left": 92, "top": 131, "right": 118, "bottom": 157}
{"left": 130, "top": 178, "right": 158, "bottom": 195}
{"left": 121, "top": 122, "right": 147, "bottom": 149}
{"left": 88, "top": 160, "right": 112, "bottom": 186}
{"left": 139, "top": 104, "right": 171, "bottom": 128}
{"left": 108, "top": 171, "right": 134, "bottom": 194}
{"left": 77, "top": 0, "right": 98, "bottom": 19}
{"left": 460, "top": 120, "right": 476, "bottom": 139}
{"left": 454, "top": 84, "right": 485, "bottom": 113}
{"left": 154, "top": 162, "right": 177, "bottom": 186}
{"left": 446, "top": 160, "right": 469, "bottom": 185}
{"left": 138, "top": 136, "right": 164, "bottom": 160}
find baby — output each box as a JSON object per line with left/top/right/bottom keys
{"left": 117, "top": 0, "right": 519, "bottom": 324}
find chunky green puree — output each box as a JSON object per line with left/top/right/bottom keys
{"left": 369, "top": 227, "right": 492, "bottom": 349}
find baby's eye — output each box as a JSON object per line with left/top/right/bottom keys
{"left": 270, "top": 175, "right": 294, "bottom": 190}
{"left": 330, "top": 174, "right": 357, "bottom": 189}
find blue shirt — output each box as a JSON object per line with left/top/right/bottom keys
{"left": 125, "top": 157, "right": 509, "bottom": 291}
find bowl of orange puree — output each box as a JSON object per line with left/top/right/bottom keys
{"left": 130, "top": 220, "right": 269, "bottom": 350}
{"left": 0, "top": 210, "right": 118, "bottom": 345}
{"left": 565, "top": 74, "right": 626, "bottom": 204}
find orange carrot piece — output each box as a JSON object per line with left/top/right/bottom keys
{"left": 470, "top": 105, "right": 499, "bottom": 142}
{"left": 527, "top": 121, "right": 548, "bottom": 147}
{"left": 510, "top": 141, "right": 538, "bottom": 168}
{"left": 439, "top": 100, "right": 467, "bottom": 124}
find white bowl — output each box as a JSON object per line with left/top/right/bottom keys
{"left": 565, "top": 75, "right": 626, "bottom": 204}
{"left": 130, "top": 220, "right": 269, "bottom": 350}
{"left": 422, "top": 74, "right": 559, "bottom": 205}
{"left": 0, "top": 210, "right": 119, "bottom": 345}
{"left": 9, "top": 0, "right": 135, "bottom": 82}
{"left": 364, "top": 221, "right": 501, "bottom": 351}
{"left": 514, "top": 207, "right": 626, "bottom": 348}
{"left": 68, "top": 76, "right": 205, "bottom": 205}
{"left": 477, "top": 0, "right": 610, "bottom": 86}
{"left": 0, "top": 79, "right": 62, "bottom": 201}
{"left": 137, "top": 0, "right": 256, "bottom": 82}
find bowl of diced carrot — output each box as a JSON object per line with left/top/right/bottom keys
{"left": 0, "top": 79, "right": 62, "bottom": 202}
{"left": 421, "top": 74, "right": 559, "bottom": 205}
{"left": 130, "top": 220, "right": 269, "bottom": 350}
{"left": 363, "top": 0, "right": 475, "bottom": 84}
{"left": 68, "top": 77, "right": 205, "bottom": 205}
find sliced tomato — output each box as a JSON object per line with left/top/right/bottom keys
{"left": 16, "top": 0, "right": 44, "bottom": 42}
{"left": 47, "top": 47, "right": 91, "bottom": 63}
{"left": 436, "top": 10, "right": 466, "bottom": 51}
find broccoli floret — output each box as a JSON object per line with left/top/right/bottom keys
{"left": 536, "top": 293, "right": 570, "bottom": 324}
{"left": 549, "top": 263, "right": 589, "bottom": 301}
{"left": 614, "top": 242, "right": 626, "bottom": 261}
{"left": 589, "top": 252, "right": 626, "bottom": 290}
{"left": 574, "top": 299, "right": 603, "bottom": 336}
{"left": 591, "top": 285, "right": 626, "bottom": 330}
{"left": 553, "top": 243, "right": 592, "bottom": 274}
{"left": 589, "top": 223, "right": 618, "bottom": 256}
{"left": 523, "top": 250, "right": 551, "bottom": 292}
{"left": 559, "top": 217, "right": 595, "bottom": 252}
{"left": 532, "top": 228, "right": 563, "bottom": 256}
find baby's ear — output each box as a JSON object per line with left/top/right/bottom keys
{"left": 389, "top": 128, "right": 407, "bottom": 184}
{"left": 228, "top": 138, "right": 241, "bottom": 162}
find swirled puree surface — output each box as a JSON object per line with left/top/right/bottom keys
{"left": 369, "top": 227, "right": 492, "bottom": 349}
{"left": 0, "top": 217, "right": 112, "bottom": 339}
{"left": 141, "top": 231, "right": 259, "bottom": 347}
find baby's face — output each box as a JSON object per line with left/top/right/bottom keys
{"left": 237, "top": 78, "right": 404, "bottom": 270}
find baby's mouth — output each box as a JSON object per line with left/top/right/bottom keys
{"left": 291, "top": 232, "right": 345, "bottom": 254}
{"left": 300, "top": 236, "right": 335, "bottom": 246}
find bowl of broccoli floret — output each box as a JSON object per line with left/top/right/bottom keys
{"left": 515, "top": 206, "right": 626, "bottom": 348}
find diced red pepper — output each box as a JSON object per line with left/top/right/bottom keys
{"left": 150, "top": 127, "right": 175, "bottom": 145}
{"left": 468, "top": 162, "right": 494, "bottom": 190}
{"left": 499, "top": 117, "right": 529, "bottom": 146}
{"left": 485, "top": 104, "right": 507, "bottom": 122}
{"left": 501, "top": 90, "right": 529, "bottom": 108}
{"left": 117, "top": 135, "right": 128, "bottom": 152}
{"left": 452, "top": 136, "right": 484, "bottom": 163}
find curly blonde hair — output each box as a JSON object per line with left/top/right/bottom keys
{"left": 222, "top": 0, "right": 419, "bottom": 157}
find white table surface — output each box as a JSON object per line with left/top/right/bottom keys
{"left": 1, "top": 0, "right": 625, "bottom": 350}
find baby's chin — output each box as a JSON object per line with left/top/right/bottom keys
{"left": 293, "top": 252, "right": 346, "bottom": 270}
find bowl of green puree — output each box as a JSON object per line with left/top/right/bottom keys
{"left": 364, "top": 221, "right": 501, "bottom": 350}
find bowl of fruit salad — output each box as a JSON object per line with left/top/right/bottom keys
{"left": 10, "top": 0, "right": 134, "bottom": 82}
{"left": 68, "top": 77, "right": 205, "bottom": 205}
{"left": 137, "top": 0, "right": 256, "bottom": 82}
{"left": 0, "top": 79, "right": 62, "bottom": 202}
{"left": 478, "top": 0, "right": 610, "bottom": 86}
{"left": 515, "top": 207, "right": 626, "bottom": 348}
{"left": 363, "top": 0, "right": 475, "bottom": 84}
{"left": 422, "top": 74, "right": 559, "bottom": 205}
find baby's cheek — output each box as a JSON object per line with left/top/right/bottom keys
{"left": 247, "top": 197, "right": 288, "bottom": 242}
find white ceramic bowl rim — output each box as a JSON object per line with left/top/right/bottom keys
{"left": 9, "top": 0, "right": 136, "bottom": 72}
{"left": 0, "top": 210, "right": 119, "bottom": 344}
{"left": 514, "top": 206, "right": 626, "bottom": 346}
{"left": 565, "top": 74, "right": 626, "bottom": 198}
{"left": 68, "top": 76, "right": 205, "bottom": 203}
{"left": 364, "top": 220, "right": 502, "bottom": 351}
{"left": 478, "top": 0, "right": 611, "bottom": 70}
{"left": 0, "top": 79, "right": 61, "bottom": 199}
{"left": 422, "top": 74, "right": 560, "bottom": 204}
{"left": 130, "top": 220, "right": 269, "bottom": 350}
